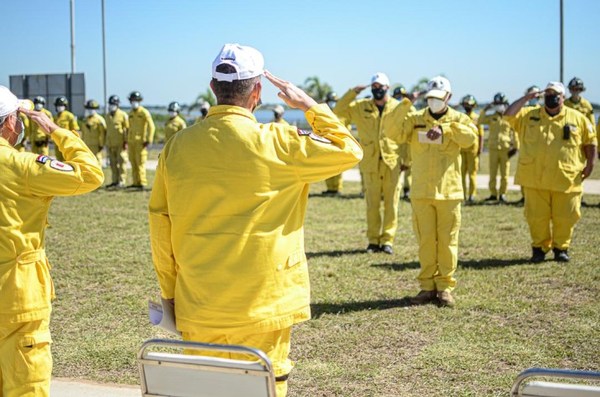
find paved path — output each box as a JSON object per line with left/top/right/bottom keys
{"left": 143, "top": 160, "right": 600, "bottom": 195}
{"left": 51, "top": 378, "right": 139, "bottom": 396}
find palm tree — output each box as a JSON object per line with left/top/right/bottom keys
{"left": 302, "top": 76, "right": 333, "bottom": 102}
{"left": 188, "top": 88, "right": 216, "bottom": 113}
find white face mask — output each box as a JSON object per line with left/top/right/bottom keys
{"left": 495, "top": 104, "right": 507, "bottom": 113}
{"left": 168, "top": 111, "right": 177, "bottom": 118}
{"left": 34, "top": 103, "right": 44, "bottom": 111}
{"left": 15, "top": 117, "right": 25, "bottom": 146}
{"left": 427, "top": 98, "right": 447, "bottom": 114}
{"left": 56, "top": 105, "right": 66, "bottom": 113}
{"left": 109, "top": 104, "right": 118, "bottom": 112}
{"left": 84, "top": 109, "right": 96, "bottom": 117}
{"left": 131, "top": 101, "right": 140, "bottom": 110}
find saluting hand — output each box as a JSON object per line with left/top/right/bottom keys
{"left": 19, "top": 107, "right": 58, "bottom": 135}
{"left": 353, "top": 85, "right": 368, "bottom": 94}
{"left": 264, "top": 70, "right": 318, "bottom": 112}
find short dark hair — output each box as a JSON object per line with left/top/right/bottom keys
{"left": 211, "top": 64, "right": 259, "bottom": 106}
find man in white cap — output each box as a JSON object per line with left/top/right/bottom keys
{"left": 335, "top": 72, "right": 414, "bottom": 254}
{"left": 384, "top": 76, "right": 478, "bottom": 307}
{"left": 148, "top": 44, "right": 362, "bottom": 397}
{"left": 0, "top": 86, "right": 103, "bottom": 396}
{"left": 504, "top": 82, "right": 596, "bottom": 263}
{"left": 272, "top": 104, "right": 289, "bottom": 125}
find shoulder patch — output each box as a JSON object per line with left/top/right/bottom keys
{"left": 36, "top": 155, "right": 50, "bottom": 164}
{"left": 49, "top": 160, "right": 74, "bottom": 172}
{"left": 297, "top": 128, "right": 332, "bottom": 144}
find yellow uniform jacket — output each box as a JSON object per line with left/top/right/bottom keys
{"left": 478, "top": 111, "right": 516, "bottom": 151}
{"left": 29, "top": 108, "right": 53, "bottom": 143}
{"left": 81, "top": 113, "right": 107, "bottom": 148}
{"left": 564, "top": 96, "right": 595, "bottom": 126}
{"left": 129, "top": 106, "right": 155, "bottom": 144}
{"left": 106, "top": 109, "right": 129, "bottom": 148}
{"left": 0, "top": 129, "right": 104, "bottom": 323}
{"left": 149, "top": 104, "right": 362, "bottom": 333}
{"left": 385, "top": 107, "right": 478, "bottom": 200}
{"left": 164, "top": 115, "right": 187, "bottom": 142}
{"left": 335, "top": 90, "right": 409, "bottom": 171}
{"left": 54, "top": 110, "right": 80, "bottom": 132}
{"left": 507, "top": 106, "right": 596, "bottom": 193}
{"left": 462, "top": 110, "right": 484, "bottom": 154}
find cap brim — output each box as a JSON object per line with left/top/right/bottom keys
{"left": 425, "top": 89, "right": 448, "bottom": 100}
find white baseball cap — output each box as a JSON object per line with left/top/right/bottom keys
{"left": 425, "top": 76, "right": 452, "bottom": 99}
{"left": 0, "top": 86, "right": 33, "bottom": 119}
{"left": 370, "top": 72, "right": 390, "bottom": 87}
{"left": 273, "top": 105, "right": 285, "bottom": 114}
{"left": 212, "top": 43, "right": 265, "bottom": 82}
{"left": 545, "top": 81, "right": 565, "bottom": 95}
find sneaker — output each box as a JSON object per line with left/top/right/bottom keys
{"left": 410, "top": 290, "right": 437, "bottom": 305}
{"left": 553, "top": 248, "right": 570, "bottom": 262}
{"left": 381, "top": 244, "right": 393, "bottom": 255}
{"left": 499, "top": 194, "right": 508, "bottom": 203}
{"left": 530, "top": 247, "right": 546, "bottom": 263}
{"left": 437, "top": 290, "right": 455, "bottom": 307}
{"left": 484, "top": 195, "right": 497, "bottom": 201}
{"left": 366, "top": 244, "right": 380, "bottom": 254}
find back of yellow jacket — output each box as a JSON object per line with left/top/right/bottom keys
{"left": 335, "top": 89, "right": 406, "bottom": 171}
{"left": 149, "top": 104, "right": 362, "bottom": 334}
{"left": 0, "top": 129, "right": 104, "bottom": 322}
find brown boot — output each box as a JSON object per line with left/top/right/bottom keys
{"left": 437, "top": 290, "right": 455, "bottom": 307}
{"left": 410, "top": 290, "right": 437, "bottom": 305}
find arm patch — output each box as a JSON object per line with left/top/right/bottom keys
{"left": 297, "top": 128, "right": 332, "bottom": 144}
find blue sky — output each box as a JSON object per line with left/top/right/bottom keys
{"left": 2, "top": 0, "right": 599, "bottom": 107}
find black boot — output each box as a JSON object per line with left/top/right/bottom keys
{"left": 553, "top": 248, "right": 570, "bottom": 263}
{"left": 530, "top": 247, "right": 546, "bottom": 263}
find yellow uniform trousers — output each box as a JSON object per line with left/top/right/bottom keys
{"left": 108, "top": 146, "right": 127, "bottom": 185}
{"left": 182, "top": 327, "right": 293, "bottom": 397}
{"left": 0, "top": 318, "right": 52, "bottom": 397}
{"left": 523, "top": 187, "right": 581, "bottom": 251}
{"left": 411, "top": 199, "right": 461, "bottom": 292}
{"left": 128, "top": 142, "right": 148, "bottom": 186}
{"left": 325, "top": 173, "right": 343, "bottom": 192}
{"left": 488, "top": 148, "right": 509, "bottom": 196}
{"left": 461, "top": 150, "right": 479, "bottom": 198}
{"left": 86, "top": 144, "right": 103, "bottom": 166}
{"left": 364, "top": 159, "right": 400, "bottom": 246}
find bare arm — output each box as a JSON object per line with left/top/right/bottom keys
{"left": 505, "top": 92, "right": 539, "bottom": 117}
{"left": 582, "top": 144, "right": 596, "bottom": 180}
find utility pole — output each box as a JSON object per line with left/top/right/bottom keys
{"left": 70, "top": 0, "right": 76, "bottom": 73}
{"left": 102, "top": 0, "right": 108, "bottom": 112}
{"left": 560, "top": 0, "right": 564, "bottom": 83}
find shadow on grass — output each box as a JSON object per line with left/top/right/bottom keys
{"left": 306, "top": 249, "right": 366, "bottom": 259}
{"left": 371, "top": 262, "right": 420, "bottom": 271}
{"left": 311, "top": 297, "right": 418, "bottom": 318}
{"left": 459, "top": 257, "right": 531, "bottom": 269}
{"left": 308, "top": 192, "right": 364, "bottom": 200}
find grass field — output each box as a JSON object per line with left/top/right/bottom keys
{"left": 46, "top": 160, "right": 600, "bottom": 396}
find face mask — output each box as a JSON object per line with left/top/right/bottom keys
{"left": 12, "top": 117, "right": 25, "bottom": 146}
{"left": 200, "top": 109, "right": 208, "bottom": 117}
{"left": 427, "top": 98, "right": 446, "bottom": 113}
{"left": 84, "top": 109, "right": 95, "bottom": 117}
{"left": 496, "top": 104, "right": 507, "bottom": 113}
{"left": 527, "top": 99, "right": 539, "bottom": 107}
{"left": 545, "top": 94, "right": 560, "bottom": 109}
{"left": 109, "top": 104, "right": 118, "bottom": 113}
{"left": 56, "top": 105, "right": 66, "bottom": 113}
{"left": 371, "top": 87, "right": 387, "bottom": 101}
{"left": 131, "top": 101, "right": 140, "bottom": 109}
{"left": 168, "top": 111, "right": 177, "bottom": 118}
{"left": 34, "top": 103, "right": 43, "bottom": 111}
{"left": 327, "top": 101, "right": 336, "bottom": 109}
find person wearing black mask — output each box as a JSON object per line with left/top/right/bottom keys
{"left": 504, "top": 82, "right": 596, "bottom": 263}
{"left": 335, "top": 73, "right": 414, "bottom": 254}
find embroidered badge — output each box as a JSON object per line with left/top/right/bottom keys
{"left": 49, "top": 160, "right": 74, "bottom": 172}
{"left": 36, "top": 155, "right": 50, "bottom": 164}
{"left": 297, "top": 128, "right": 332, "bottom": 144}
